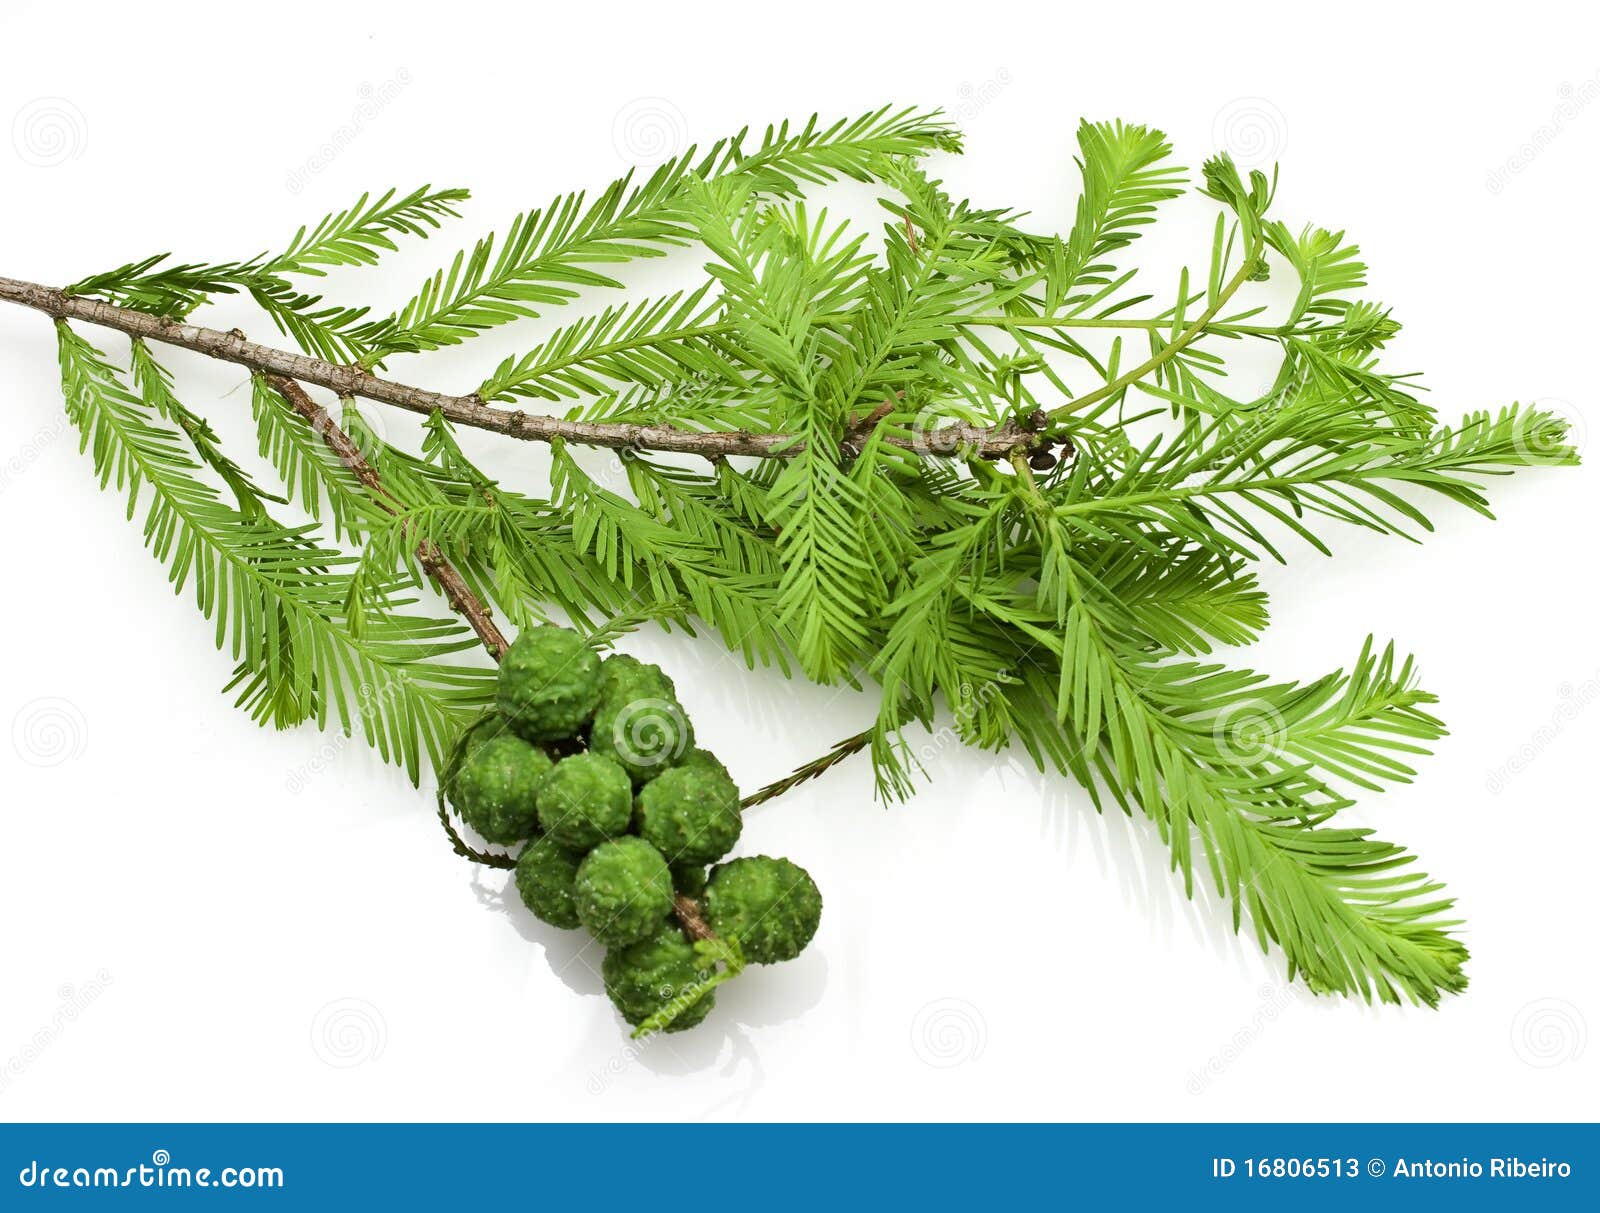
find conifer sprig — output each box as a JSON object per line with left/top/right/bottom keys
{"left": 55, "top": 325, "right": 493, "bottom": 779}
{"left": 2, "top": 108, "right": 1577, "bottom": 1007}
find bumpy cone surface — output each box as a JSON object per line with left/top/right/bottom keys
{"left": 496, "top": 626, "right": 603, "bottom": 742}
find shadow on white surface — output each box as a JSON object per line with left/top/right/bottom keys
{"left": 458, "top": 866, "right": 830, "bottom": 1076}
{"left": 620, "top": 951, "right": 827, "bottom": 1107}
{"left": 467, "top": 871, "right": 609, "bottom": 996}
{"left": 990, "top": 755, "right": 1268, "bottom": 984}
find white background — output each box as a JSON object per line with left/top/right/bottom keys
{"left": 1, "top": 0, "right": 1596, "bottom": 1122}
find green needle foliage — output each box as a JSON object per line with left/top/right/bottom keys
{"left": 23, "top": 108, "right": 1576, "bottom": 1008}
{"left": 57, "top": 326, "right": 492, "bottom": 778}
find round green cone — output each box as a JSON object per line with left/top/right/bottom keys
{"left": 597, "top": 652, "right": 676, "bottom": 703}
{"left": 704, "top": 855, "right": 822, "bottom": 964}
{"left": 450, "top": 734, "right": 551, "bottom": 845}
{"left": 535, "top": 751, "right": 632, "bottom": 850}
{"left": 514, "top": 836, "right": 584, "bottom": 929}
{"left": 602, "top": 922, "right": 716, "bottom": 1032}
{"left": 496, "top": 626, "right": 602, "bottom": 742}
{"left": 635, "top": 764, "right": 741, "bottom": 865}
{"left": 677, "top": 747, "right": 731, "bottom": 781}
{"left": 589, "top": 693, "right": 694, "bottom": 784}
{"left": 573, "top": 837, "right": 674, "bottom": 946}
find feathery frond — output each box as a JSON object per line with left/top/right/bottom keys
{"left": 271, "top": 186, "right": 469, "bottom": 277}
{"left": 58, "top": 326, "right": 492, "bottom": 780}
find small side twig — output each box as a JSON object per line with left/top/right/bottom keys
{"left": 436, "top": 791, "right": 517, "bottom": 870}
{"left": 266, "top": 374, "right": 510, "bottom": 659}
{"left": 741, "top": 728, "right": 872, "bottom": 808}
{"left": 672, "top": 892, "right": 716, "bottom": 942}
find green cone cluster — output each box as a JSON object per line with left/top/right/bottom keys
{"left": 446, "top": 624, "right": 822, "bottom": 1033}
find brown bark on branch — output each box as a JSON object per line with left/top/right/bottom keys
{"left": 264, "top": 375, "right": 511, "bottom": 659}
{"left": 672, "top": 893, "right": 716, "bottom": 943}
{"left": 0, "top": 275, "right": 1049, "bottom": 461}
